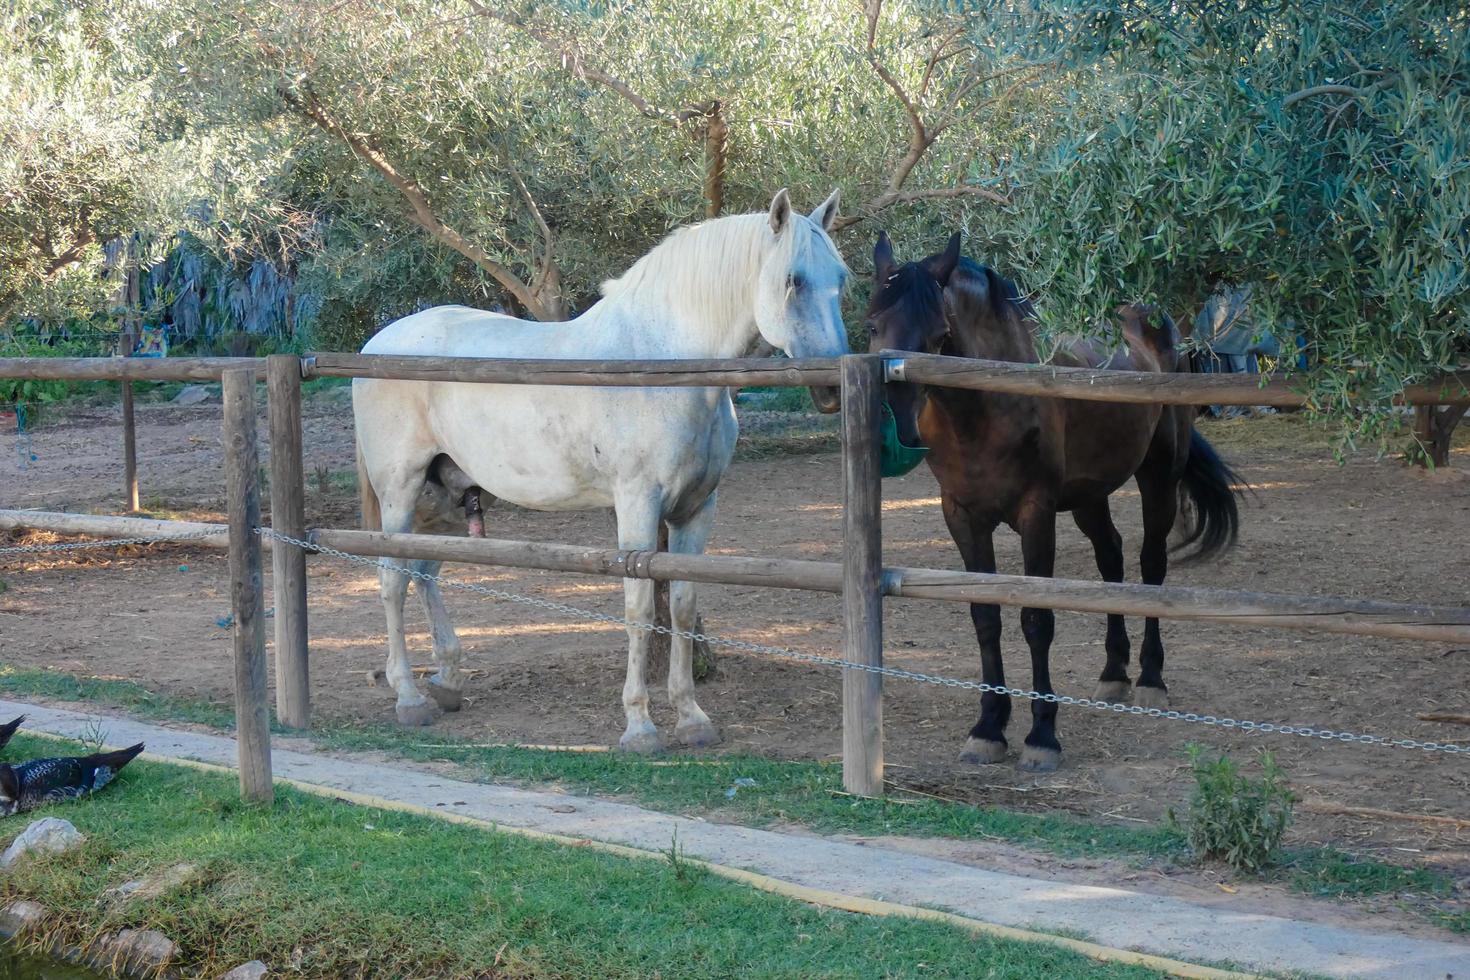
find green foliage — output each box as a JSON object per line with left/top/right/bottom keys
{"left": 1173, "top": 745, "right": 1295, "bottom": 873}
{"left": 0, "top": 337, "right": 111, "bottom": 406}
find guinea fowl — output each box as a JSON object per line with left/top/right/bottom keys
{"left": 0, "top": 716, "right": 23, "bottom": 754}
{"left": 0, "top": 743, "right": 144, "bottom": 816}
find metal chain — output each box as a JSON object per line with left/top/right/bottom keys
{"left": 0, "top": 528, "right": 222, "bottom": 556}
{"left": 259, "top": 528, "right": 1469, "bottom": 758}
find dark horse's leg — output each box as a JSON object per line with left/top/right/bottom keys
{"left": 1072, "top": 499, "right": 1132, "bottom": 702}
{"left": 1016, "top": 500, "right": 1062, "bottom": 772}
{"left": 1133, "top": 463, "right": 1177, "bottom": 709}
{"left": 945, "top": 497, "right": 1009, "bottom": 765}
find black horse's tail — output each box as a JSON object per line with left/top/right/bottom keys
{"left": 1173, "top": 428, "right": 1244, "bottom": 564}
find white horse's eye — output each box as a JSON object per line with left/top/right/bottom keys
{"left": 787, "top": 274, "right": 805, "bottom": 291}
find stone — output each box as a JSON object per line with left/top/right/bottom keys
{"left": 0, "top": 817, "right": 84, "bottom": 869}
{"left": 105, "top": 863, "right": 200, "bottom": 906}
{"left": 109, "top": 928, "right": 178, "bottom": 974}
{"left": 218, "top": 960, "right": 269, "bottom": 980}
{"left": 171, "top": 384, "right": 214, "bottom": 406}
{"left": 0, "top": 899, "right": 46, "bottom": 938}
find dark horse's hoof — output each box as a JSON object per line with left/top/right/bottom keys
{"left": 1093, "top": 680, "right": 1132, "bottom": 703}
{"left": 1017, "top": 745, "right": 1062, "bottom": 773}
{"left": 958, "top": 737, "right": 1008, "bottom": 765}
{"left": 427, "top": 678, "right": 464, "bottom": 712}
{"left": 1134, "top": 685, "right": 1169, "bottom": 710}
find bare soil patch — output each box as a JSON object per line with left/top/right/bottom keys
{"left": 2, "top": 396, "right": 1468, "bottom": 883}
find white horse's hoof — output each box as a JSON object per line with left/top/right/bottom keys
{"left": 427, "top": 678, "right": 464, "bottom": 712}
{"left": 1018, "top": 745, "right": 1062, "bottom": 773}
{"left": 958, "top": 737, "right": 1008, "bottom": 765}
{"left": 675, "top": 719, "right": 721, "bottom": 748}
{"left": 619, "top": 727, "right": 665, "bottom": 754}
{"left": 1093, "top": 679, "right": 1132, "bottom": 703}
{"left": 1134, "top": 685, "right": 1169, "bottom": 710}
{"left": 395, "top": 701, "right": 441, "bottom": 727}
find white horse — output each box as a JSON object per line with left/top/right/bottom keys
{"left": 354, "top": 189, "right": 850, "bottom": 750}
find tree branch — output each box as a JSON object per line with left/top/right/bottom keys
{"left": 42, "top": 211, "right": 95, "bottom": 276}
{"left": 502, "top": 148, "right": 565, "bottom": 318}
{"left": 279, "top": 83, "right": 552, "bottom": 320}
{"left": 464, "top": 0, "right": 700, "bottom": 127}
{"left": 1282, "top": 75, "right": 1396, "bottom": 109}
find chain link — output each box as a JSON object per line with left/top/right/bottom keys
{"left": 0, "top": 527, "right": 223, "bottom": 556}
{"left": 260, "top": 528, "right": 1469, "bottom": 758}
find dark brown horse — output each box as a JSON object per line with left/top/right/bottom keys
{"left": 866, "top": 232, "right": 1243, "bottom": 772}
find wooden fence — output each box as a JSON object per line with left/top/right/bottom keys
{"left": 0, "top": 353, "right": 1467, "bottom": 801}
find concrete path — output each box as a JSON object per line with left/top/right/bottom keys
{"left": 5, "top": 699, "right": 1466, "bottom": 980}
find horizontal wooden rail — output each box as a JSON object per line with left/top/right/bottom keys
{"left": 886, "top": 351, "right": 1470, "bottom": 407}
{"left": 0, "top": 357, "right": 266, "bottom": 382}
{"left": 310, "top": 529, "right": 1470, "bottom": 644}
{"left": 305, "top": 352, "right": 841, "bottom": 388}
{"left": 0, "top": 509, "right": 252, "bottom": 551}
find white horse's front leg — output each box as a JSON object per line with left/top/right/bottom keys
{"left": 380, "top": 560, "right": 437, "bottom": 726}
{"left": 616, "top": 497, "right": 662, "bottom": 753}
{"left": 669, "top": 494, "right": 719, "bottom": 747}
{"left": 414, "top": 560, "right": 466, "bottom": 712}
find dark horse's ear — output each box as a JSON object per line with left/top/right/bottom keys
{"left": 873, "top": 231, "right": 896, "bottom": 281}
{"left": 928, "top": 232, "right": 962, "bottom": 287}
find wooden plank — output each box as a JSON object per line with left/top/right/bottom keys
{"left": 267, "top": 355, "right": 310, "bottom": 729}
{"left": 840, "top": 354, "right": 884, "bottom": 798}
{"left": 889, "top": 568, "right": 1470, "bottom": 643}
{"left": 887, "top": 351, "right": 1470, "bottom": 407}
{"left": 305, "top": 352, "right": 841, "bottom": 388}
{"left": 0, "top": 509, "right": 230, "bottom": 547}
{"left": 0, "top": 357, "right": 265, "bottom": 382}
{"left": 308, "top": 528, "right": 844, "bottom": 592}
{"left": 304, "top": 528, "right": 1470, "bottom": 643}
{"left": 222, "top": 368, "right": 273, "bottom": 804}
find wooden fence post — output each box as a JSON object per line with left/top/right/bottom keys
{"left": 223, "top": 368, "right": 274, "bottom": 804}
{"left": 840, "top": 354, "right": 884, "bottom": 797}
{"left": 267, "top": 354, "right": 310, "bottom": 729}
{"left": 118, "top": 328, "right": 139, "bottom": 513}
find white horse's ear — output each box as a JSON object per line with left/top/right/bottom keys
{"left": 768, "top": 188, "right": 792, "bottom": 235}
{"left": 810, "top": 188, "right": 840, "bottom": 232}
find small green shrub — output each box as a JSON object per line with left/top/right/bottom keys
{"left": 1172, "top": 745, "right": 1295, "bottom": 873}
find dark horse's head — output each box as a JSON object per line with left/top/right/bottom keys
{"left": 865, "top": 230, "right": 1030, "bottom": 451}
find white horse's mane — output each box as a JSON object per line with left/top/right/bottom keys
{"left": 598, "top": 211, "right": 846, "bottom": 344}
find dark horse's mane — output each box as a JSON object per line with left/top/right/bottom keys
{"left": 949, "top": 256, "right": 1038, "bottom": 323}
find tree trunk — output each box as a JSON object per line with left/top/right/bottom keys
{"left": 702, "top": 102, "right": 727, "bottom": 219}
{"left": 1413, "top": 404, "right": 1467, "bottom": 469}
{"left": 648, "top": 522, "right": 716, "bottom": 683}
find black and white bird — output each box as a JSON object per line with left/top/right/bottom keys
{"left": 0, "top": 743, "right": 145, "bottom": 817}
{"left": 0, "top": 716, "right": 24, "bottom": 754}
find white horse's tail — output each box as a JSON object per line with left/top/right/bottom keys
{"left": 357, "top": 441, "right": 382, "bottom": 532}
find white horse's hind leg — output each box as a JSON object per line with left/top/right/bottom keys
{"left": 414, "top": 560, "right": 466, "bottom": 712}
{"left": 376, "top": 480, "right": 440, "bottom": 727}
{"left": 668, "top": 495, "right": 719, "bottom": 747}
{"left": 615, "top": 495, "right": 663, "bottom": 753}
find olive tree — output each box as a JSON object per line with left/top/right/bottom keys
{"left": 0, "top": 1, "right": 191, "bottom": 329}
{"left": 977, "top": 1, "right": 1469, "bottom": 449}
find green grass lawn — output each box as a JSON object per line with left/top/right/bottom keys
{"left": 0, "top": 734, "right": 1173, "bottom": 980}
{"left": 0, "top": 662, "right": 1463, "bottom": 935}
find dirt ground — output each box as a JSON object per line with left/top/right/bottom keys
{"left": 1, "top": 391, "right": 1468, "bottom": 880}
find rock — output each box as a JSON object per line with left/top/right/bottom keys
{"left": 0, "top": 899, "right": 46, "bottom": 938}
{"left": 106, "top": 862, "right": 200, "bottom": 905}
{"left": 109, "top": 928, "right": 178, "bottom": 974}
{"left": 171, "top": 384, "right": 214, "bottom": 406}
{"left": 219, "top": 960, "right": 269, "bottom": 980}
{"left": 0, "top": 817, "right": 84, "bottom": 869}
